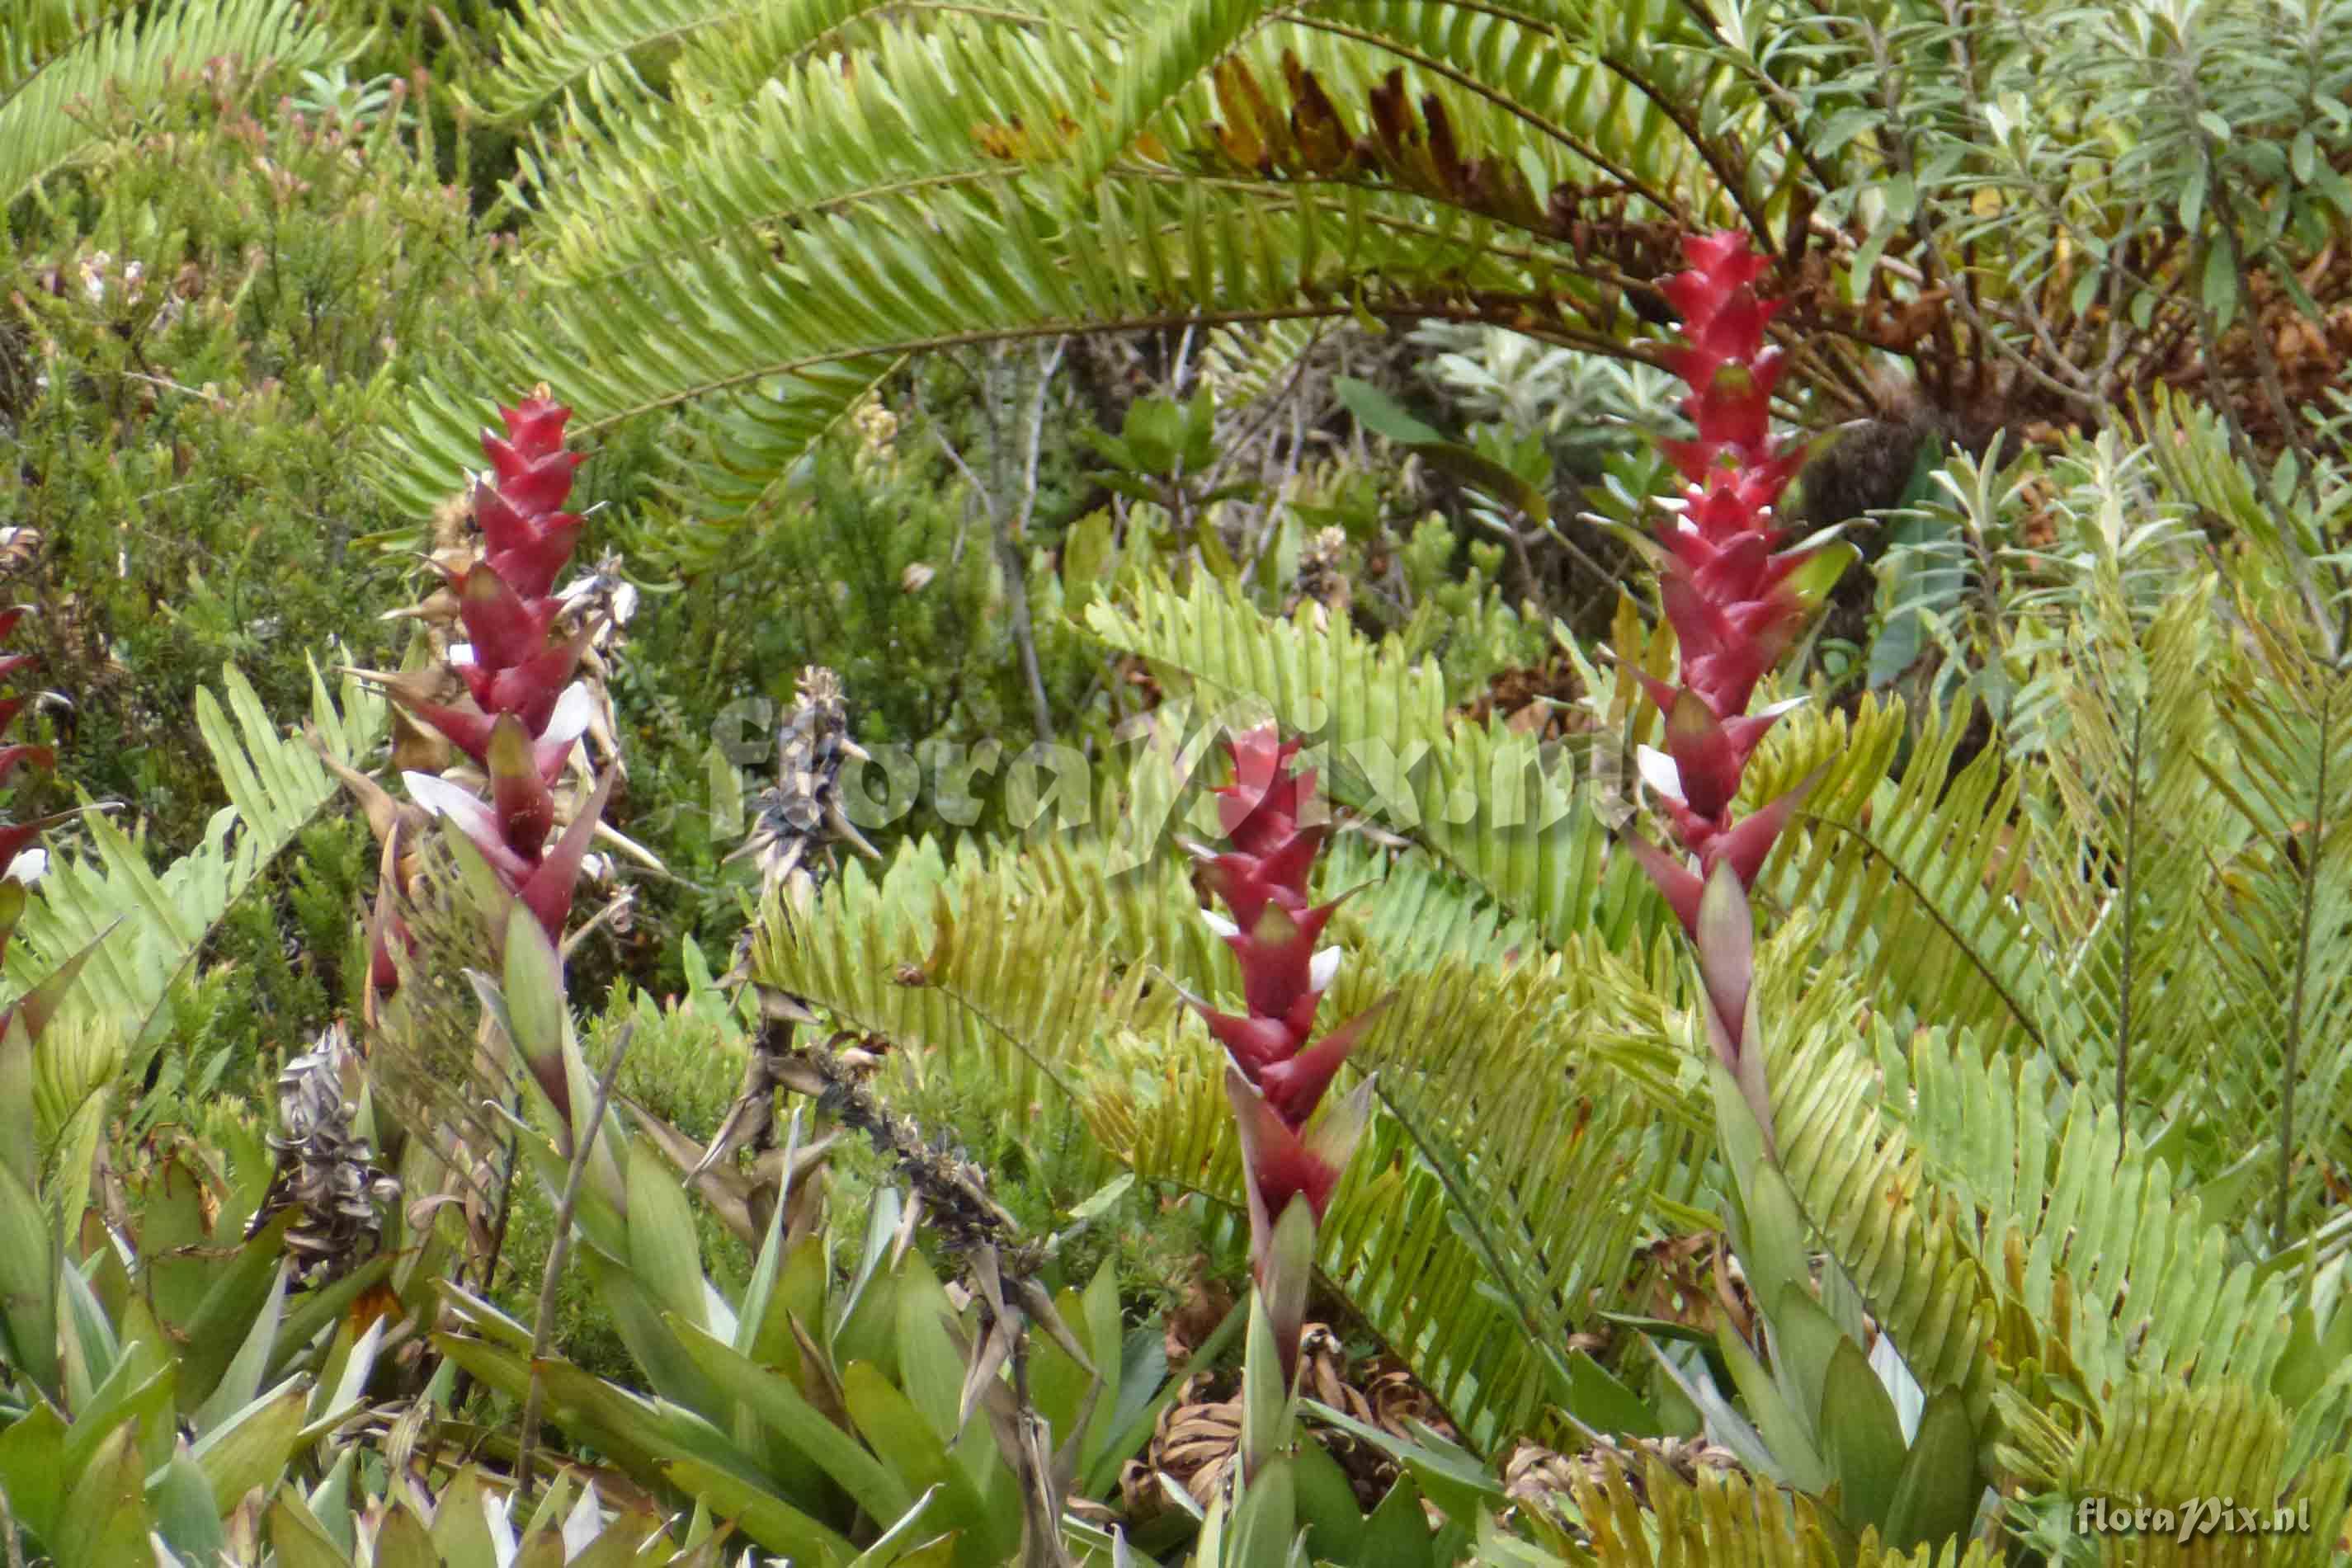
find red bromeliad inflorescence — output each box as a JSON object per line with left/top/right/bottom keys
{"left": 1183, "top": 727, "right": 1387, "bottom": 1377}
{"left": 0, "top": 610, "right": 54, "bottom": 890}
{"left": 368, "top": 392, "right": 615, "bottom": 1001}
{"left": 1619, "top": 233, "right": 1841, "bottom": 1109}
{"left": 0, "top": 607, "right": 76, "bottom": 1044}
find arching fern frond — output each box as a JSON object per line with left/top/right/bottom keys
{"left": 521, "top": 14, "right": 1114, "bottom": 290}
{"left": 1088, "top": 572, "right": 1632, "bottom": 949}
{"left": 463, "top": 0, "right": 771, "bottom": 124}
{"left": 379, "top": 0, "right": 1745, "bottom": 556}
{"left": 1175, "top": 0, "right": 1756, "bottom": 234}
{"left": 2, "top": 662, "right": 386, "bottom": 1060}
{"left": 672, "top": 0, "right": 1074, "bottom": 114}
{"left": 1769, "top": 700, "right": 2065, "bottom": 1058}
{"left": 0, "top": 0, "right": 352, "bottom": 205}
{"left": 374, "top": 170, "right": 1561, "bottom": 539}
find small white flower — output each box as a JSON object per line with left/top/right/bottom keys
{"left": 1636, "top": 745, "right": 1685, "bottom": 805}
{"left": 403, "top": 771, "right": 502, "bottom": 846}
{"left": 1308, "top": 946, "right": 1343, "bottom": 992}
{"left": 482, "top": 1488, "right": 519, "bottom": 1568}
{"left": 1201, "top": 909, "right": 1240, "bottom": 939}
{"left": 541, "top": 682, "right": 596, "bottom": 748}
{"left": 561, "top": 1481, "right": 607, "bottom": 1560}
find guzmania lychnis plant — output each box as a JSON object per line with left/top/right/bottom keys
{"left": 1618, "top": 232, "right": 1849, "bottom": 1146}
{"left": 0, "top": 607, "right": 82, "bottom": 1052}
{"left": 1183, "top": 726, "right": 1388, "bottom": 1389}
{"left": 357, "top": 388, "right": 616, "bottom": 1006}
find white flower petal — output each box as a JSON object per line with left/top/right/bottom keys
{"left": 540, "top": 682, "right": 596, "bottom": 749}
{"left": 483, "top": 1489, "right": 519, "bottom": 1568}
{"left": 1308, "top": 946, "right": 1343, "bottom": 993}
{"left": 1200, "top": 909, "right": 1240, "bottom": 940}
{"left": 403, "top": 772, "right": 498, "bottom": 839}
{"left": 562, "top": 1482, "right": 606, "bottom": 1561}
{"left": 1753, "top": 695, "right": 1808, "bottom": 719}
{"left": 5, "top": 848, "right": 45, "bottom": 886}
{"left": 1636, "top": 744, "right": 1685, "bottom": 804}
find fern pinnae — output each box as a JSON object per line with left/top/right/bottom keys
{"left": 1280, "top": 9, "right": 1661, "bottom": 203}
{"left": 464, "top": 0, "right": 774, "bottom": 124}
{"left": 676, "top": 0, "right": 1083, "bottom": 114}
{"left": 2197, "top": 603, "right": 2352, "bottom": 1254}
{"left": 1779, "top": 709, "right": 2055, "bottom": 1058}
{"left": 2270, "top": 669, "right": 2323, "bottom": 1256}
{"left": 6, "top": 662, "right": 385, "bottom": 1055}
{"left": 0, "top": 0, "right": 353, "bottom": 206}
{"left": 1906, "top": 1042, "right": 2307, "bottom": 1402}
{"left": 2113, "top": 695, "right": 2143, "bottom": 1138}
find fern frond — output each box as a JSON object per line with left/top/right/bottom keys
{"left": 521, "top": 15, "right": 1110, "bottom": 290}
{"left": 747, "top": 833, "right": 1183, "bottom": 1165}
{"left": 1197, "top": 318, "right": 1340, "bottom": 409}
{"left": 464, "top": 0, "right": 770, "bottom": 123}
{"left": 1070, "top": 0, "right": 1283, "bottom": 184}
{"left": 1340, "top": 947, "right": 1702, "bottom": 1404}
{"left": 0, "top": 1, "right": 127, "bottom": 84}
{"left": 2197, "top": 592, "right": 2352, "bottom": 1253}
{"left": 2024, "top": 578, "right": 2235, "bottom": 1132}
{"left": 0, "top": 0, "right": 351, "bottom": 205}
{"left": 1770, "top": 700, "right": 2065, "bottom": 1057}
{"left": 1569, "top": 1455, "right": 2009, "bottom": 1566}
{"left": 377, "top": 167, "right": 1557, "bottom": 538}
{"left": 1088, "top": 573, "right": 1629, "bottom": 949}
{"left": 3, "top": 662, "right": 386, "bottom": 1057}
{"left": 1327, "top": 836, "right": 1533, "bottom": 975}
{"left": 1193, "top": 2, "right": 1748, "bottom": 232}
{"left": 1996, "top": 1376, "right": 2352, "bottom": 1568}
{"left": 1902, "top": 1044, "right": 2301, "bottom": 1403}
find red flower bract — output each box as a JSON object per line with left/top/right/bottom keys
{"left": 1192, "top": 726, "right": 1370, "bottom": 1142}
{"left": 366, "top": 390, "right": 616, "bottom": 1002}
{"left": 1185, "top": 724, "right": 1388, "bottom": 1386}
{"left": 1624, "top": 234, "right": 1844, "bottom": 1116}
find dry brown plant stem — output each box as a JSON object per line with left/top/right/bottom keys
{"left": 0, "top": 1488, "right": 24, "bottom": 1568}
